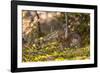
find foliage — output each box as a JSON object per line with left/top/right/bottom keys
{"left": 22, "top": 11, "right": 90, "bottom": 62}
{"left": 67, "top": 13, "right": 90, "bottom": 46}
{"left": 22, "top": 41, "right": 90, "bottom": 62}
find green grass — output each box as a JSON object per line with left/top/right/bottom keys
{"left": 22, "top": 41, "right": 90, "bottom": 62}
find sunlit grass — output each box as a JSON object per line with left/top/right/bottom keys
{"left": 22, "top": 41, "right": 90, "bottom": 62}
